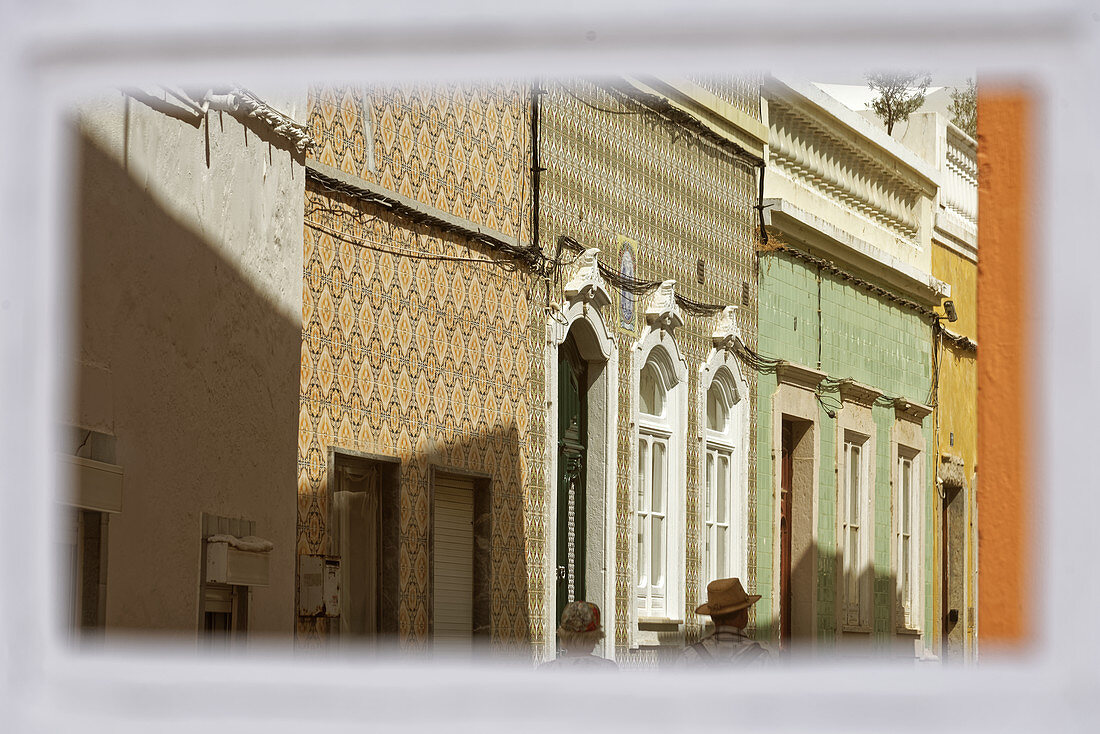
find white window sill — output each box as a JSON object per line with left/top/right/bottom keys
{"left": 638, "top": 617, "right": 683, "bottom": 632}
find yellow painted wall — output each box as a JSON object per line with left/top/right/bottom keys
{"left": 931, "top": 240, "right": 978, "bottom": 657}
{"left": 933, "top": 244, "right": 976, "bottom": 468}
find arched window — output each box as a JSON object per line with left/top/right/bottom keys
{"left": 703, "top": 368, "right": 739, "bottom": 585}
{"left": 639, "top": 362, "right": 666, "bottom": 417}
{"left": 635, "top": 345, "right": 682, "bottom": 619}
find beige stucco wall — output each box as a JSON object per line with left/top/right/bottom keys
{"left": 71, "top": 89, "right": 305, "bottom": 640}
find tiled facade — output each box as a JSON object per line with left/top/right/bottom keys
{"left": 538, "top": 78, "right": 762, "bottom": 661}
{"left": 754, "top": 78, "right": 947, "bottom": 657}
{"left": 755, "top": 251, "right": 936, "bottom": 649}
{"left": 67, "top": 79, "right": 978, "bottom": 668}
{"left": 296, "top": 77, "right": 959, "bottom": 663}
{"left": 299, "top": 83, "right": 543, "bottom": 650}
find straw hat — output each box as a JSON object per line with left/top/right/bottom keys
{"left": 695, "top": 578, "right": 760, "bottom": 616}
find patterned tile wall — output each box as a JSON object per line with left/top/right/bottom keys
{"left": 538, "top": 78, "right": 763, "bottom": 658}
{"left": 308, "top": 83, "right": 530, "bottom": 242}
{"left": 755, "top": 250, "right": 935, "bottom": 647}
{"left": 300, "top": 84, "right": 544, "bottom": 651}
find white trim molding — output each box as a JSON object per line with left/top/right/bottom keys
{"left": 891, "top": 410, "right": 929, "bottom": 658}
{"left": 770, "top": 362, "right": 825, "bottom": 649}
{"left": 698, "top": 329, "right": 750, "bottom": 602}
{"left": 543, "top": 248, "right": 618, "bottom": 661}
{"left": 631, "top": 285, "right": 689, "bottom": 647}
{"left": 836, "top": 399, "right": 877, "bottom": 636}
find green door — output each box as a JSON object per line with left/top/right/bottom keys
{"left": 556, "top": 334, "right": 587, "bottom": 625}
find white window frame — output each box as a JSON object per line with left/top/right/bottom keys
{"left": 632, "top": 329, "right": 687, "bottom": 631}
{"left": 839, "top": 432, "right": 873, "bottom": 631}
{"left": 636, "top": 428, "right": 670, "bottom": 616}
{"left": 698, "top": 352, "right": 748, "bottom": 596}
{"left": 895, "top": 447, "right": 923, "bottom": 632}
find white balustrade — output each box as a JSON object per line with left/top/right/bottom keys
{"left": 768, "top": 103, "right": 924, "bottom": 241}
{"left": 943, "top": 126, "right": 977, "bottom": 231}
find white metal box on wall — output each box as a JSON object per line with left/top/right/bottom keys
{"left": 63, "top": 455, "right": 123, "bottom": 514}
{"left": 205, "top": 537, "right": 273, "bottom": 587}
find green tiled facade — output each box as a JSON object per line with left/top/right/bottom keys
{"left": 754, "top": 250, "right": 936, "bottom": 650}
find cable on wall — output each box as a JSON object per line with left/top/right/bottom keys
{"left": 306, "top": 165, "right": 554, "bottom": 277}
{"left": 760, "top": 244, "right": 941, "bottom": 323}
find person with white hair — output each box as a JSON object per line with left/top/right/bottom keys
{"left": 539, "top": 601, "right": 617, "bottom": 670}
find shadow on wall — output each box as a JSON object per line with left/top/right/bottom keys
{"left": 68, "top": 123, "right": 302, "bottom": 638}
{"left": 305, "top": 422, "right": 531, "bottom": 664}
{"left": 753, "top": 540, "right": 930, "bottom": 664}
{"left": 71, "top": 120, "right": 531, "bottom": 658}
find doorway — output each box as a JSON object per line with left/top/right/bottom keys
{"left": 556, "top": 333, "right": 588, "bottom": 624}
{"left": 779, "top": 417, "right": 815, "bottom": 652}
{"left": 942, "top": 482, "right": 965, "bottom": 660}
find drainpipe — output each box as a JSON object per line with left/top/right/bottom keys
{"left": 816, "top": 265, "right": 823, "bottom": 370}
{"left": 531, "top": 78, "right": 545, "bottom": 255}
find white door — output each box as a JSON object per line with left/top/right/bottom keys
{"left": 433, "top": 473, "right": 474, "bottom": 651}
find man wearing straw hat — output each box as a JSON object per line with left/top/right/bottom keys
{"left": 675, "top": 578, "right": 769, "bottom": 667}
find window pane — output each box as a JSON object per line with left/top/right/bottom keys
{"left": 902, "top": 459, "right": 912, "bottom": 535}
{"left": 707, "top": 384, "right": 727, "bottom": 432}
{"left": 901, "top": 536, "right": 910, "bottom": 609}
{"left": 651, "top": 441, "right": 665, "bottom": 514}
{"left": 706, "top": 452, "right": 714, "bottom": 519}
{"left": 848, "top": 444, "right": 861, "bottom": 525}
{"left": 639, "top": 364, "right": 665, "bottom": 416}
{"left": 717, "top": 526, "right": 727, "bottom": 578}
{"left": 849, "top": 526, "right": 860, "bottom": 605}
{"left": 651, "top": 515, "right": 664, "bottom": 585}
{"left": 717, "top": 453, "right": 729, "bottom": 522}
{"left": 637, "top": 439, "right": 648, "bottom": 589}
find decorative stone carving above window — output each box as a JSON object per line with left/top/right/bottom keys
{"left": 894, "top": 398, "right": 933, "bottom": 423}
{"left": 939, "top": 453, "right": 967, "bottom": 490}
{"left": 563, "top": 248, "right": 612, "bottom": 311}
{"left": 644, "top": 280, "right": 684, "bottom": 332}
{"left": 838, "top": 379, "right": 883, "bottom": 407}
{"left": 775, "top": 362, "right": 826, "bottom": 391}
{"left": 711, "top": 305, "right": 742, "bottom": 349}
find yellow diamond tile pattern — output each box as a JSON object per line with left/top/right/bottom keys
{"left": 299, "top": 83, "right": 543, "bottom": 651}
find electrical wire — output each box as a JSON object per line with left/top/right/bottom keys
{"left": 763, "top": 244, "right": 940, "bottom": 323}
{"left": 560, "top": 84, "right": 644, "bottom": 116}
{"left": 306, "top": 219, "right": 515, "bottom": 271}
{"left": 306, "top": 166, "right": 551, "bottom": 276}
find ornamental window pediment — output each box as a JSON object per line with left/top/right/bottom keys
{"left": 644, "top": 280, "right": 684, "bottom": 333}
{"left": 563, "top": 248, "right": 612, "bottom": 311}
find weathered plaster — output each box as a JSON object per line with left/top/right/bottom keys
{"left": 73, "top": 87, "right": 306, "bottom": 639}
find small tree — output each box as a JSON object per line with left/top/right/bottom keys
{"left": 949, "top": 78, "right": 977, "bottom": 138}
{"left": 865, "top": 71, "right": 932, "bottom": 135}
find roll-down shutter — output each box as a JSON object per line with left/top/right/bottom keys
{"left": 433, "top": 474, "right": 474, "bottom": 649}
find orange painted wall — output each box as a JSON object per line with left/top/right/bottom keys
{"left": 977, "top": 89, "right": 1032, "bottom": 646}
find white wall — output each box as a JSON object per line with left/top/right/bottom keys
{"left": 70, "top": 88, "right": 305, "bottom": 639}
